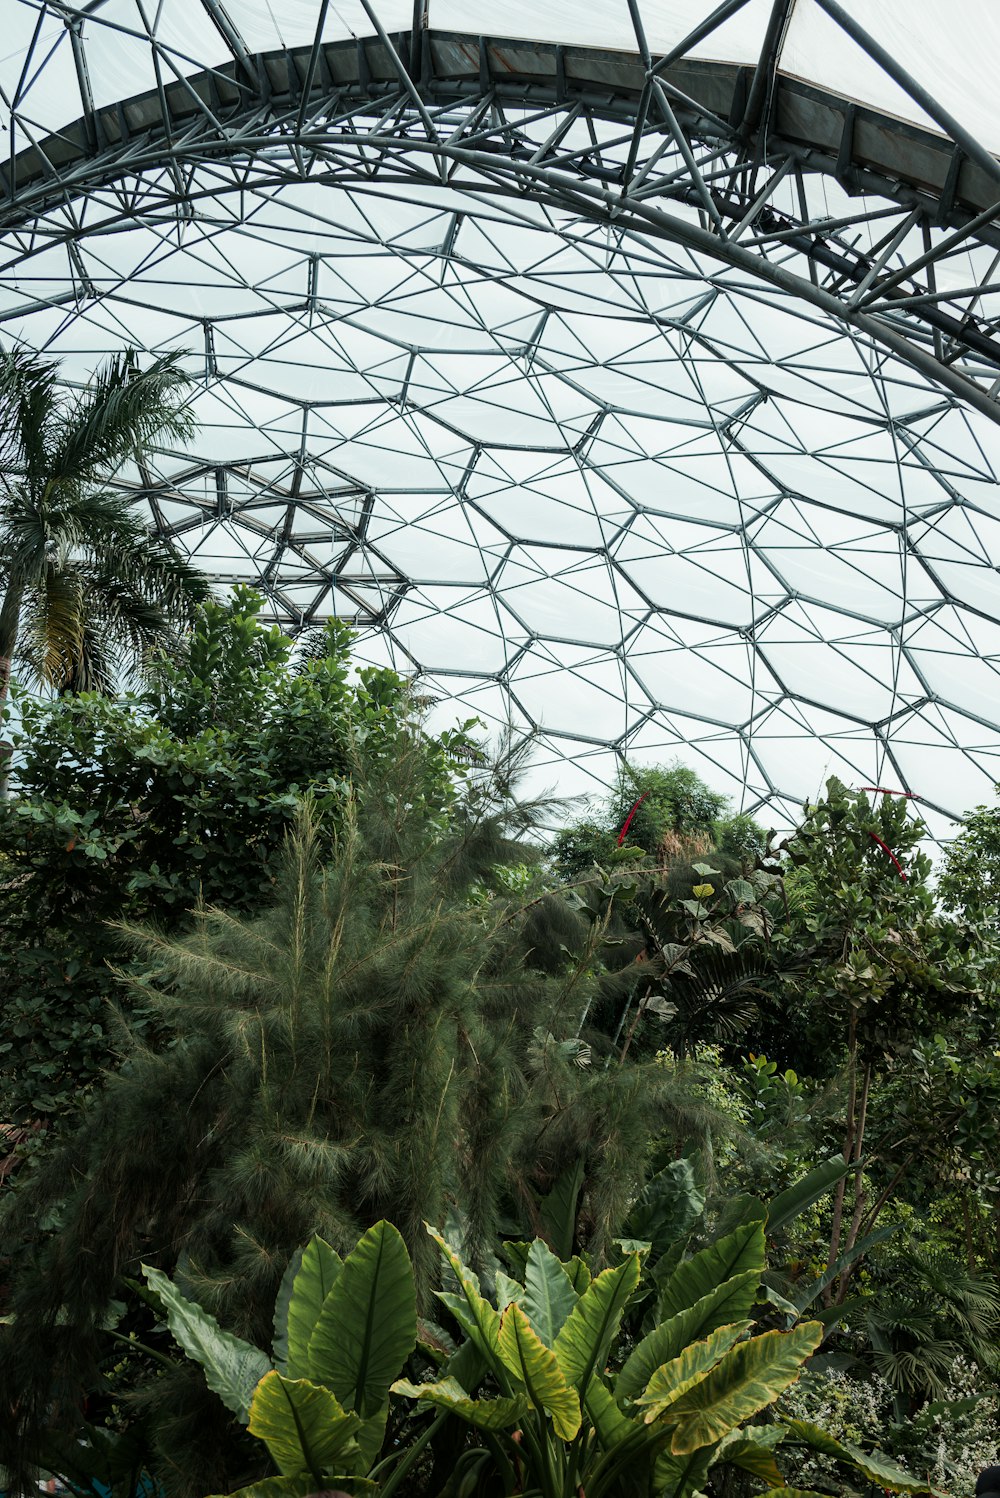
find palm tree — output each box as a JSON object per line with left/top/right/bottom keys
{"left": 0, "top": 346, "right": 207, "bottom": 787}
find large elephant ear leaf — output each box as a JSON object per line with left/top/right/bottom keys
{"left": 247, "top": 1371, "right": 361, "bottom": 1479}
{"left": 522, "top": 1239, "right": 578, "bottom": 1346}
{"left": 307, "top": 1221, "right": 416, "bottom": 1417}
{"left": 637, "top": 1322, "right": 752, "bottom": 1421}
{"left": 428, "top": 1225, "right": 504, "bottom": 1375}
{"left": 714, "top": 1425, "right": 787, "bottom": 1488}
{"left": 143, "top": 1264, "right": 271, "bottom": 1423}
{"left": 355, "top": 1402, "right": 389, "bottom": 1472}
{"left": 277, "top": 1237, "right": 343, "bottom": 1378}
{"left": 497, "top": 1303, "right": 582, "bottom": 1441}
{"left": 668, "top": 1323, "right": 824, "bottom": 1455}
{"left": 584, "top": 1376, "right": 632, "bottom": 1451}
{"left": 392, "top": 1375, "right": 531, "bottom": 1430}
{"left": 539, "top": 1158, "right": 585, "bottom": 1260}
{"left": 658, "top": 1219, "right": 765, "bottom": 1322}
{"left": 272, "top": 1249, "right": 303, "bottom": 1370}
{"left": 554, "top": 1252, "right": 640, "bottom": 1392}
{"left": 625, "top": 1158, "right": 705, "bottom": 1265}
{"left": 618, "top": 1270, "right": 762, "bottom": 1405}
{"left": 655, "top": 1441, "right": 717, "bottom": 1498}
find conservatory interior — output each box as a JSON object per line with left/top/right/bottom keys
{"left": 3, "top": 3, "right": 1000, "bottom": 1497}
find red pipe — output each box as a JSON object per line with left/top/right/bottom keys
{"left": 617, "top": 793, "right": 649, "bottom": 846}
{"left": 868, "top": 832, "right": 907, "bottom": 881}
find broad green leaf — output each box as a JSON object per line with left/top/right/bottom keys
{"left": 143, "top": 1264, "right": 271, "bottom": 1423}
{"left": 522, "top": 1238, "right": 578, "bottom": 1346}
{"left": 282, "top": 1237, "right": 342, "bottom": 1378}
{"left": 496, "top": 1271, "right": 524, "bottom": 1312}
{"left": 584, "top": 1376, "right": 632, "bottom": 1450}
{"left": 539, "top": 1158, "right": 585, "bottom": 1259}
{"left": 714, "top": 1425, "right": 788, "bottom": 1487}
{"left": 658, "top": 1221, "right": 765, "bottom": 1322}
{"left": 500, "top": 1240, "right": 532, "bottom": 1279}
{"left": 779, "top": 1418, "right": 931, "bottom": 1492}
{"left": 760, "top": 1285, "right": 800, "bottom": 1322}
{"left": 308, "top": 1221, "right": 416, "bottom": 1418}
{"left": 497, "top": 1302, "right": 581, "bottom": 1440}
{"left": 650, "top": 1235, "right": 689, "bottom": 1293}
{"left": 656, "top": 1440, "right": 716, "bottom": 1498}
{"left": 430, "top": 1226, "right": 504, "bottom": 1376}
{"left": 272, "top": 1248, "right": 302, "bottom": 1370}
{"left": 668, "top": 1323, "right": 824, "bottom": 1454}
{"left": 392, "top": 1375, "right": 530, "bottom": 1429}
{"left": 554, "top": 1253, "right": 640, "bottom": 1391}
{"left": 724, "top": 877, "right": 756, "bottom": 906}
{"left": 444, "top": 1333, "right": 488, "bottom": 1394}
{"left": 562, "top": 1255, "right": 592, "bottom": 1294}
{"left": 766, "top": 1158, "right": 851, "bottom": 1236}
{"left": 355, "top": 1402, "right": 388, "bottom": 1470}
{"left": 625, "top": 1159, "right": 704, "bottom": 1265}
{"left": 247, "top": 1371, "right": 361, "bottom": 1479}
{"left": 619, "top": 1271, "right": 762, "bottom": 1405}
{"left": 637, "top": 1323, "right": 751, "bottom": 1419}
{"left": 588, "top": 1415, "right": 672, "bottom": 1493}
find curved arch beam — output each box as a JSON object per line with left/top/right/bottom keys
{"left": 4, "top": 21, "right": 1000, "bottom": 422}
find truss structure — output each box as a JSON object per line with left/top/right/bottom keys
{"left": 3, "top": 0, "right": 1000, "bottom": 835}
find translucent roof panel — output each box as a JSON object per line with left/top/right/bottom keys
{"left": 7, "top": 1, "right": 1000, "bottom": 148}
{"left": 4, "top": 0, "right": 1000, "bottom": 837}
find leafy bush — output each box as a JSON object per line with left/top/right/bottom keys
{"left": 0, "top": 588, "right": 476, "bottom": 1125}
{"left": 144, "top": 1213, "right": 928, "bottom": 1498}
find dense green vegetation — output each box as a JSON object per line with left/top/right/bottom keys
{"left": 3, "top": 353, "right": 1000, "bottom": 1498}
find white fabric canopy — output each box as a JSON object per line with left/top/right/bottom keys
{"left": 6, "top": 1, "right": 1000, "bottom": 152}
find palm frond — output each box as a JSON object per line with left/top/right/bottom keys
{"left": 17, "top": 562, "right": 85, "bottom": 690}
{"left": 48, "top": 349, "right": 195, "bottom": 485}
{"left": 0, "top": 347, "right": 60, "bottom": 479}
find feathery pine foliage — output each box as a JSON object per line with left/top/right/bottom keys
{"left": 0, "top": 733, "right": 710, "bottom": 1494}
{"left": 0, "top": 347, "right": 204, "bottom": 728}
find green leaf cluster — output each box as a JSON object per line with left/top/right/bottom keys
{"left": 146, "top": 1209, "right": 925, "bottom": 1498}
{"left": 0, "top": 588, "right": 474, "bottom": 1124}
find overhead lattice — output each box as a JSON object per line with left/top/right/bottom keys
{"left": 3, "top": 0, "right": 1000, "bottom": 838}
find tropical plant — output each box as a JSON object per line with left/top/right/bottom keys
{"left": 772, "top": 778, "right": 990, "bottom": 1297}
{"left": 565, "top": 850, "right": 786, "bottom": 1064}
{"left": 550, "top": 761, "right": 762, "bottom": 884}
{"left": 138, "top": 1214, "right": 930, "bottom": 1498}
{"left": 862, "top": 1245, "right": 1000, "bottom": 1415}
{"left": 0, "top": 589, "right": 481, "bottom": 1126}
{"left": 0, "top": 348, "right": 204, "bottom": 742}
{"left": 0, "top": 758, "right": 701, "bottom": 1492}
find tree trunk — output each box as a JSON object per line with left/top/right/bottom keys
{"left": 836, "top": 1061, "right": 872, "bottom": 1302}
{"left": 0, "top": 581, "right": 22, "bottom": 801}
{"left": 824, "top": 1008, "right": 858, "bottom": 1300}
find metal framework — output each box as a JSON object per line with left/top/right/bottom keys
{"left": 3, "top": 0, "right": 1000, "bottom": 833}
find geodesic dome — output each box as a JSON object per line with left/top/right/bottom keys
{"left": 5, "top": 0, "right": 1000, "bottom": 839}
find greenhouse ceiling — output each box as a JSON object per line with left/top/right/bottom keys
{"left": 4, "top": 0, "right": 1000, "bottom": 838}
